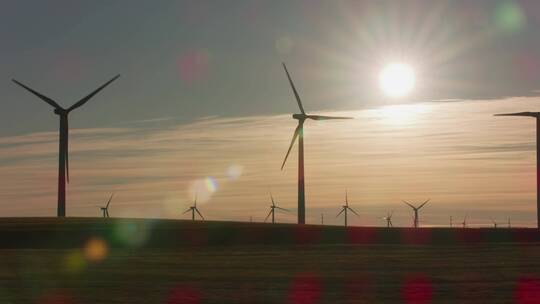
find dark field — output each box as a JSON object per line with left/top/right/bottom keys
{"left": 0, "top": 218, "right": 539, "bottom": 303}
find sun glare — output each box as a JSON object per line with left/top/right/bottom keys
{"left": 379, "top": 63, "right": 416, "bottom": 98}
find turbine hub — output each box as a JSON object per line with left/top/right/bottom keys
{"left": 54, "top": 108, "right": 67, "bottom": 115}
{"left": 292, "top": 113, "right": 306, "bottom": 120}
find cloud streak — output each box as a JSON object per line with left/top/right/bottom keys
{"left": 0, "top": 97, "right": 539, "bottom": 226}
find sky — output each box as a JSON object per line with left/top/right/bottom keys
{"left": 2, "top": 0, "right": 540, "bottom": 226}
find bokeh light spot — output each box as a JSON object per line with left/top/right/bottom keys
{"left": 177, "top": 50, "right": 211, "bottom": 84}
{"left": 495, "top": 1, "right": 526, "bottom": 33}
{"left": 84, "top": 237, "right": 108, "bottom": 262}
{"left": 64, "top": 250, "right": 86, "bottom": 273}
{"left": 401, "top": 274, "right": 433, "bottom": 304}
{"left": 114, "top": 221, "right": 151, "bottom": 247}
{"left": 226, "top": 165, "right": 244, "bottom": 180}
{"left": 287, "top": 273, "right": 322, "bottom": 304}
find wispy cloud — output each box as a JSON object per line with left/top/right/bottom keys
{"left": 1, "top": 97, "right": 539, "bottom": 226}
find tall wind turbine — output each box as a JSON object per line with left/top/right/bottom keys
{"left": 183, "top": 196, "right": 204, "bottom": 221}
{"left": 99, "top": 193, "right": 114, "bottom": 218}
{"left": 383, "top": 211, "right": 394, "bottom": 227}
{"left": 336, "top": 191, "right": 359, "bottom": 227}
{"left": 12, "top": 75, "right": 120, "bottom": 217}
{"left": 280, "top": 63, "right": 353, "bottom": 224}
{"left": 508, "top": 217, "right": 511, "bottom": 228}
{"left": 264, "top": 193, "right": 289, "bottom": 224}
{"left": 462, "top": 215, "right": 468, "bottom": 228}
{"left": 495, "top": 112, "right": 540, "bottom": 228}
{"left": 403, "top": 199, "right": 430, "bottom": 228}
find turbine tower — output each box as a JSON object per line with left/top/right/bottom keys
{"left": 183, "top": 196, "right": 204, "bottom": 221}
{"left": 264, "top": 193, "right": 289, "bottom": 224}
{"left": 403, "top": 199, "right": 430, "bottom": 228}
{"left": 336, "top": 191, "right": 359, "bottom": 227}
{"left": 280, "top": 63, "right": 353, "bottom": 224}
{"left": 99, "top": 193, "right": 114, "bottom": 218}
{"left": 12, "top": 75, "right": 120, "bottom": 217}
{"left": 490, "top": 217, "right": 498, "bottom": 228}
{"left": 383, "top": 211, "right": 393, "bottom": 227}
{"left": 495, "top": 112, "right": 540, "bottom": 228}
{"left": 508, "top": 217, "right": 511, "bottom": 228}
{"left": 462, "top": 215, "right": 468, "bottom": 228}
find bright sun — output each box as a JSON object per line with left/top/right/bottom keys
{"left": 379, "top": 63, "right": 416, "bottom": 98}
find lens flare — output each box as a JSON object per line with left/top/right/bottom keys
{"left": 84, "top": 237, "right": 108, "bottom": 262}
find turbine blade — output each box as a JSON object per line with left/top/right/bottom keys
{"left": 403, "top": 201, "right": 415, "bottom": 209}
{"left": 282, "top": 63, "right": 306, "bottom": 114}
{"left": 349, "top": 207, "right": 360, "bottom": 216}
{"left": 336, "top": 208, "right": 345, "bottom": 217}
{"left": 195, "top": 208, "right": 204, "bottom": 220}
{"left": 12, "top": 79, "right": 63, "bottom": 109}
{"left": 494, "top": 112, "right": 537, "bottom": 117}
{"left": 281, "top": 123, "right": 301, "bottom": 170}
{"left": 275, "top": 207, "right": 289, "bottom": 212}
{"left": 67, "top": 75, "right": 120, "bottom": 112}
{"left": 264, "top": 209, "right": 272, "bottom": 222}
{"left": 182, "top": 208, "right": 191, "bottom": 214}
{"left": 106, "top": 193, "right": 114, "bottom": 208}
{"left": 308, "top": 115, "right": 354, "bottom": 120}
{"left": 418, "top": 199, "right": 430, "bottom": 209}
{"left": 270, "top": 192, "right": 275, "bottom": 206}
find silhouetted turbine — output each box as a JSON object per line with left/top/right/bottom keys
{"left": 264, "top": 193, "right": 289, "bottom": 224}
{"left": 403, "top": 199, "right": 430, "bottom": 228}
{"left": 12, "top": 75, "right": 120, "bottom": 217}
{"left": 280, "top": 63, "right": 353, "bottom": 224}
{"left": 183, "top": 196, "right": 204, "bottom": 221}
{"left": 99, "top": 193, "right": 114, "bottom": 218}
{"left": 490, "top": 217, "right": 498, "bottom": 228}
{"left": 462, "top": 215, "right": 468, "bottom": 228}
{"left": 382, "top": 211, "right": 393, "bottom": 228}
{"left": 495, "top": 112, "right": 540, "bottom": 228}
{"left": 336, "top": 191, "right": 359, "bottom": 227}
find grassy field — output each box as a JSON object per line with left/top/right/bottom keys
{"left": 0, "top": 218, "right": 539, "bottom": 303}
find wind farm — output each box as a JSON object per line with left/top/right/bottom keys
{"left": 3, "top": 1, "right": 540, "bottom": 303}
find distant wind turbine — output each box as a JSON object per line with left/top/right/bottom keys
{"left": 495, "top": 112, "right": 540, "bottom": 228}
{"left": 462, "top": 215, "right": 468, "bottom": 228}
{"left": 490, "top": 217, "right": 498, "bottom": 228}
{"left": 12, "top": 75, "right": 120, "bottom": 217}
{"left": 450, "top": 216, "right": 453, "bottom": 228}
{"left": 508, "top": 217, "right": 511, "bottom": 228}
{"left": 336, "top": 191, "right": 359, "bottom": 227}
{"left": 382, "top": 211, "right": 393, "bottom": 228}
{"left": 264, "top": 193, "right": 289, "bottom": 224}
{"left": 403, "top": 199, "right": 430, "bottom": 228}
{"left": 99, "top": 193, "right": 114, "bottom": 218}
{"left": 280, "top": 63, "right": 353, "bottom": 224}
{"left": 183, "top": 196, "right": 204, "bottom": 221}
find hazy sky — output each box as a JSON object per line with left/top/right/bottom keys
{"left": 2, "top": 0, "right": 540, "bottom": 226}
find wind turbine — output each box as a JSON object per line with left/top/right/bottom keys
{"left": 99, "top": 193, "right": 114, "bottom": 218}
{"left": 12, "top": 75, "right": 120, "bottom": 217}
{"left": 508, "top": 217, "right": 511, "bottom": 228}
{"left": 403, "top": 199, "right": 430, "bottom": 228}
{"left": 336, "top": 191, "right": 359, "bottom": 227}
{"left": 490, "top": 217, "right": 498, "bottom": 228}
{"left": 280, "top": 63, "right": 353, "bottom": 224}
{"left": 264, "top": 193, "right": 289, "bottom": 224}
{"left": 495, "top": 112, "right": 540, "bottom": 228}
{"left": 450, "top": 216, "right": 453, "bottom": 228}
{"left": 382, "top": 211, "right": 393, "bottom": 228}
{"left": 183, "top": 196, "right": 204, "bottom": 221}
{"left": 462, "top": 215, "right": 468, "bottom": 228}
